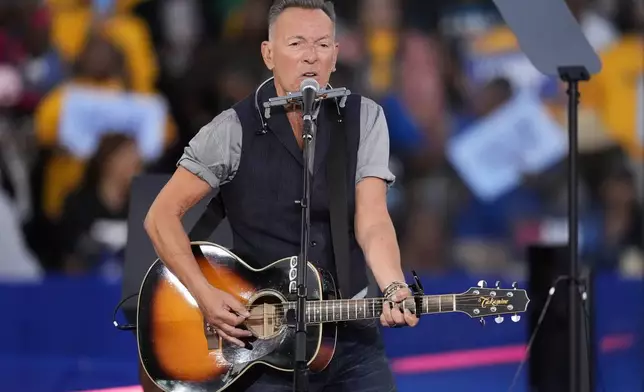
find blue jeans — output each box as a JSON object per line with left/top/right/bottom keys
{"left": 232, "top": 321, "right": 397, "bottom": 392}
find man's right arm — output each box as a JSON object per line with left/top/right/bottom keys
{"left": 144, "top": 166, "right": 213, "bottom": 297}
{"left": 144, "top": 109, "right": 242, "bottom": 300}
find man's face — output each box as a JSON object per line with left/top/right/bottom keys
{"left": 262, "top": 8, "right": 338, "bottom": 95}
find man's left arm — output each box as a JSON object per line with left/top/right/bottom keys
{"left": 354, "top": 98, "right": 418, "bottom": 327}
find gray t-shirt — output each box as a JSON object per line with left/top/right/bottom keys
{"left": 177, "top": 96, "right": 395, "bottom": 190}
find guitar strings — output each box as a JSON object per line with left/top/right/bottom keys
{"left": 239, "top": 294, "right": 521, "bottom": 309}
{"left": 237, "top": 302, "right": 521, "bottom": 321}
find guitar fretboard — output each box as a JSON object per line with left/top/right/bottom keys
{"left": 282, "top": 295, "right": 456, "bottom": 324}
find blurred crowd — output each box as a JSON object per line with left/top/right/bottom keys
{"left": 0, "top": 0, "right": 641, "bottom": 283}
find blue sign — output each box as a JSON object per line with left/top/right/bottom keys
{"left": 447, "top": 92, "right": 567, "bottom": 202}
{"left": 59, "top": 86, "right": 168, "bottom": 161}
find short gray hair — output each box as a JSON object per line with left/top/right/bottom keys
{"left": 268, "top": 0, "right": 336, "bottom": 38}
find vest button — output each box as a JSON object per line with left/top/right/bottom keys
{"left": 310, "top": 241, "right": 317, "bottom": 247}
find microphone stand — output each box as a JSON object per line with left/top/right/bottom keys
{"left": 262, "top": 85, "right": 351, "bottom": 392}
{"left": 293, "top": 108, "right": 314, "bottom": 392}
{"left": 558, "top": 65, "right": 590, "bottom": 392}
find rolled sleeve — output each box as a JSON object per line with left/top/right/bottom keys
{"left": 356, "top": 97, "right": 396, "bottom": 186}
{"left": 177, "top": 109, "right": 242, "bottom": 189}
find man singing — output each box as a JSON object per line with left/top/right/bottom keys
{"left": 143, "top": 0, "right": 417, "bottom": 391}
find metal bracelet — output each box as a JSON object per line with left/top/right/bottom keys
{"left": 383, "top": 281, "right": 407, "bottom": 301}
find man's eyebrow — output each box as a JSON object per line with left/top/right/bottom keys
{"left": 286, "top": 35, "right": 332, "bottom": 41}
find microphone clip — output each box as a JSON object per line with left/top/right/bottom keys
{"left": 263, "top": 87, "right": 351, "bottom": 119}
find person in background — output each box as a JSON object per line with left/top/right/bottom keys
{"left": 590, "top": 162, "right": 643, "bottom": 272}
{"left": 579, "top": 0, "right": 644, "bottom": 162}
{"left": 46, "top": 0, "right": 158, "bottom": 93}
{"left": 380, "top": 30, "right": 447, "bottom": 179}
{"left": 400, "top": 205, "right": 450, "bottom": 273}
{"left": 57, "top": 133, "right": 142, "bottom": 275}
{"left": 0, "top": 2, "right": 65, "bottom": 114}
{"left": 34, "top": 33, "right": 175, "bottom": 224}
{"left": 0, "top": 187, "right": 43, "bottom": 282}
{"left": 450, "top": 77, "right": 541, "bottom": 276}
{"left": 35, "top": 33, "right": 128, "bottom": 225}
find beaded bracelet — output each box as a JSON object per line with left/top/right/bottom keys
{"left": 382, "top": 281, "right": 407, "bottom": 301}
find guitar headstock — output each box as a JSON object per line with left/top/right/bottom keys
{"left": 456, "top": 280, "right": 530, "bottom": 325}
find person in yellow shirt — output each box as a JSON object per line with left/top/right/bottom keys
{"left": 45, "top": 0, "right": 157, "bottom": 93}
{"left": 360, "top": 0, "right": 400, "bottom": 97}
{"left": 35, "top": 33, "right": 175, "bottom": 221}
{"left": 580, "top": 0, "right": 643, "bottom": 161}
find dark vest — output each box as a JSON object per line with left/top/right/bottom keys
{"left": 218, "top": 82, "right": 369, "bottom": 299}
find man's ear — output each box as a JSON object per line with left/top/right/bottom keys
{"left": 261, "top": 41, "right": 274, "bottom": 71}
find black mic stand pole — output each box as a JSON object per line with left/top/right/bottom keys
{"left": 558, "top": 65, "right": 590, "bottom": 392}
{"left": 262, "top": 85, "right": 351, "bottom": 392}
{"left": 293, "top": 104, "right": 315, "bottom": 392}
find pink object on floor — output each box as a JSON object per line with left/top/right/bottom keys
{"left": 391, "top": 333, "right": 635, "bottom": 374}
{"left": 82, "top": 333, "right": 635, "bottom": 390}
{"left": 80, "top": 387, "right": 142, "bottom": 392}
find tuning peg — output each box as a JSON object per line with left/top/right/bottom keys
{"left": 477, "top": 280, "right": 487, "bottom": 288}
{"left": 479, "top": 318, "right": 486, "bottom": 327}
{"left": 511, "top": 282, "right": 518, "bottom": 290}
{"left": 511, "top": 314, "right": 521, "bottom": 323}
{"left": 495, "top": 281, "right": 501, "bottom": 289}
{"left": 495, "top": 316, "right": 504, "bottom": 324}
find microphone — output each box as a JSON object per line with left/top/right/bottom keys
{"left": 300, "top": 78, "right": 319, "bottom": 117}
{"left": 262, "top": 78, "right": 350, "bottom": 119}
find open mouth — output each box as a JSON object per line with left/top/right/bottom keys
{"left": 302, "top": 72, "right": 318, "bottom": 77}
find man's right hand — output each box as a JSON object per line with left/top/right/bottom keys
{"left": 196, "top": 285, "right": 252, "bottom": 348}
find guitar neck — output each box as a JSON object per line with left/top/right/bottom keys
{"left": 284, "top": 295, "right": 457, "bottom": 324}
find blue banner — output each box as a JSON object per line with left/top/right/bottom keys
{"left": 0, "top": 272, "right": 641, "bottom": 391}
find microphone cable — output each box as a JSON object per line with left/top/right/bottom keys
{"left": 507, "top": 275, "right": 606, "bottom": 392}
{"left": 112, "top": 292, "right": 139, "bottom": 331}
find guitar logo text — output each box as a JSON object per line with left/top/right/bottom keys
{"left": 479, "top": 297, "right": 509, "bottom": 308}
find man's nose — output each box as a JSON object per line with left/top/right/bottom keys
{"left": 303, "top": 46, "right": 318, "bottom": 64}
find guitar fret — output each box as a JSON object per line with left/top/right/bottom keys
{"left": 426, "top": 296, "right": 440, "bottom": 313}
{"left": 441, "top": 295, "right": 454, "bottom": 312}
{"left": 298, "top": 293, "right": 465, "bottom": 324}
{"left": 325, "top": 301, "right": 328, "bottom": 322}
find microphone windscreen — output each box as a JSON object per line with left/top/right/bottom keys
{"left": 300, "top": 78, "right": 319, "bottom": 93}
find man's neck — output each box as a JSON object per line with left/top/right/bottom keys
{"left": 274, "top": 79, "right": 288, "bottom": 97}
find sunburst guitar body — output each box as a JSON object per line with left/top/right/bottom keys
{"left": 136, "top": 241, "right": 530, "bottom": 392}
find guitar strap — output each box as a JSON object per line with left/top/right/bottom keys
{"left": 188, "top": 192, "right": 225, "bottom": 241}
{"left": 326, "top": 105, "right": 352, "bottom": 300}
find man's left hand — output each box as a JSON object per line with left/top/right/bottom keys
{"left": 380, "top": 286, "right": 419, "bottom": 328}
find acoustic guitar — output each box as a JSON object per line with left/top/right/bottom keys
{"left": 137, "top": 241, "right": 530, "bottom": 392}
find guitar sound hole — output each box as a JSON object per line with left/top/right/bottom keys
{"left": 245, "top": 292, "right": 285, "bottom": 340}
